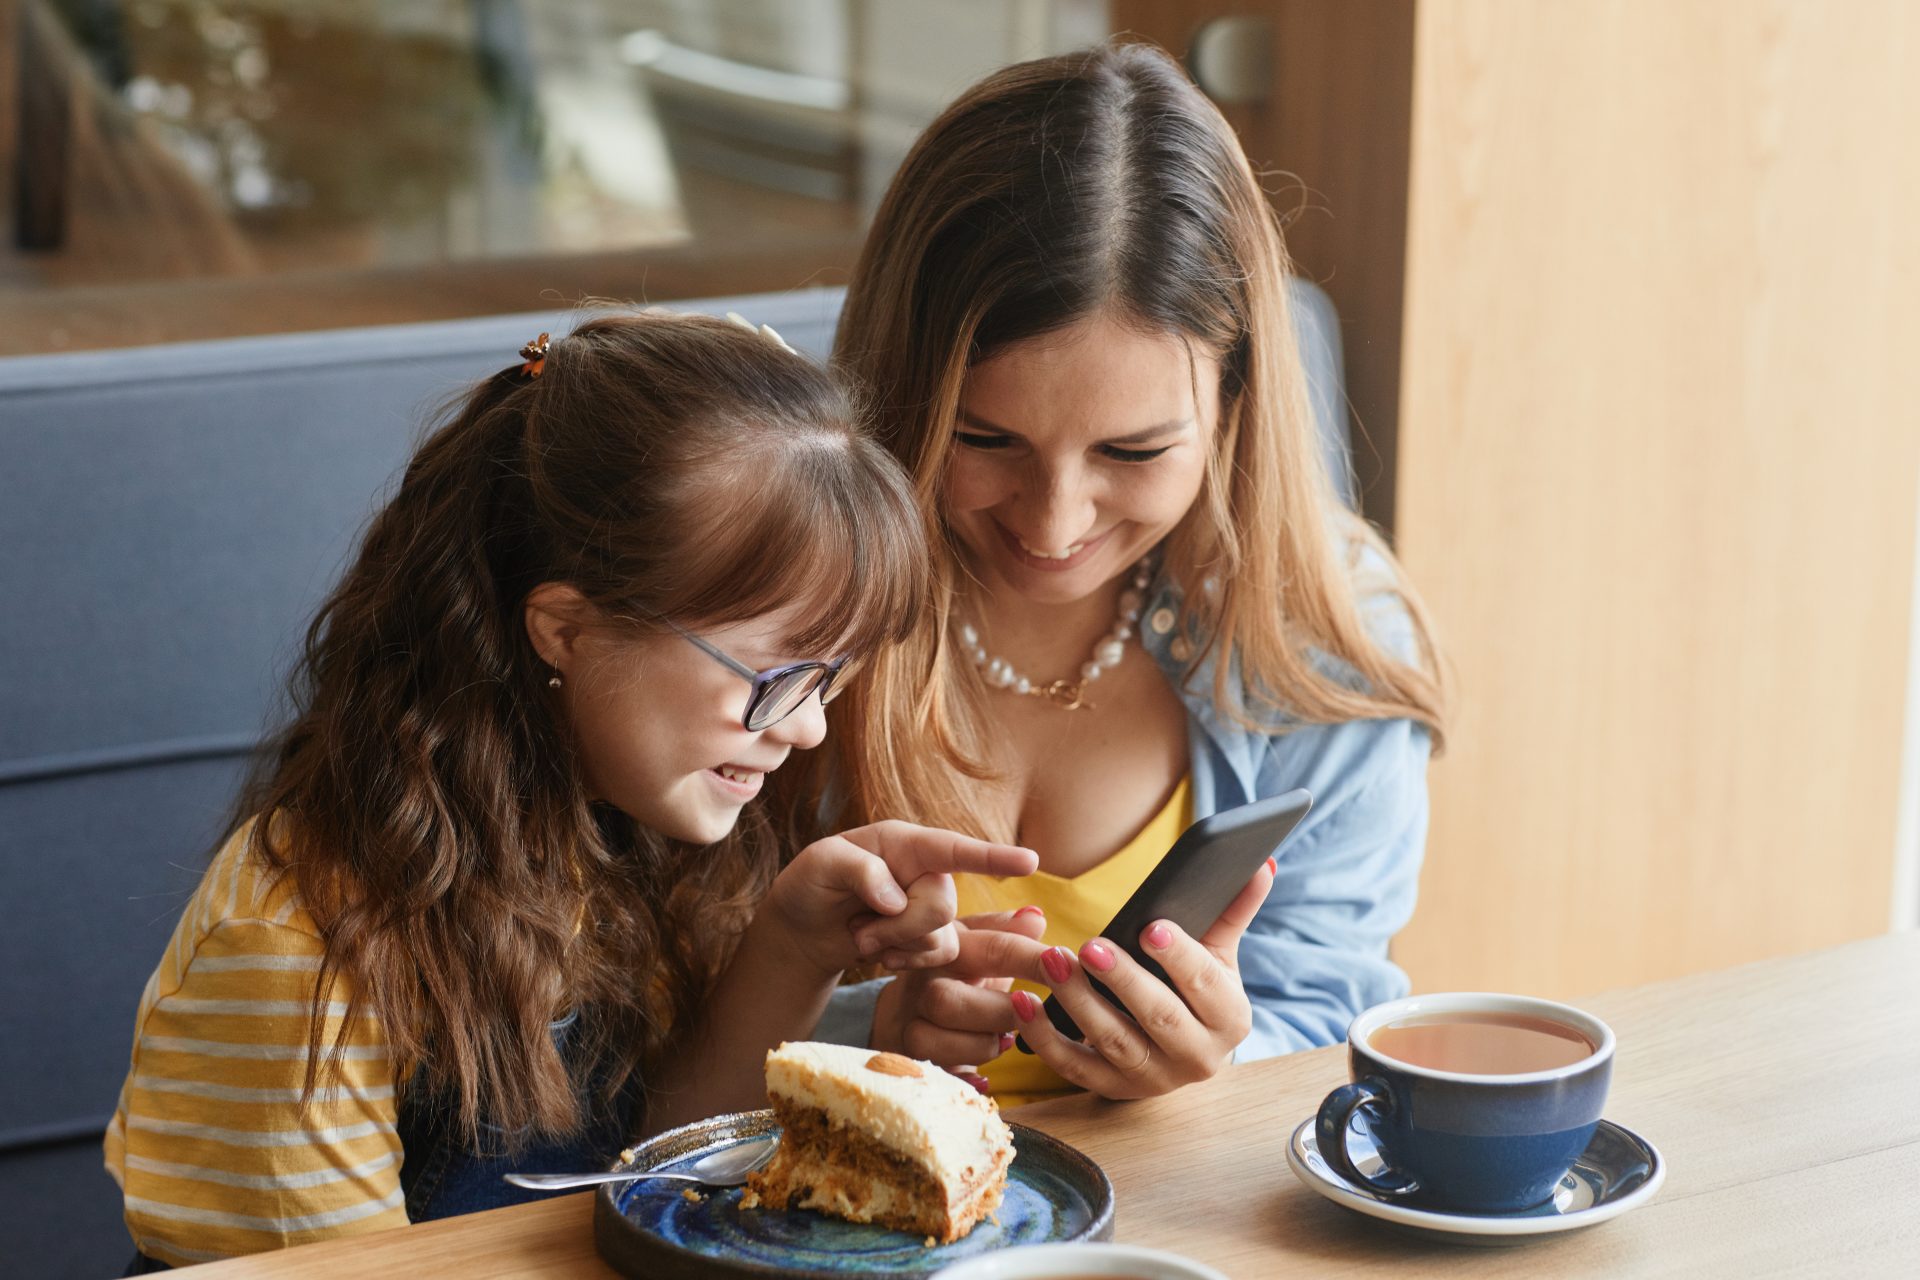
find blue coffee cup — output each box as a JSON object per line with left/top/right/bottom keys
{"left": 1315, "top": 993, "right": 1615, "bottom": 1214}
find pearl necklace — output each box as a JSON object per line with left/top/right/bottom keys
{"left": 957, "top": 559, "right": 1154, "bottom": 710}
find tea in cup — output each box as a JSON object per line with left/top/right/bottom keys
{"left": 1315, "top": 993, "right": 1615, "bottom": 1213}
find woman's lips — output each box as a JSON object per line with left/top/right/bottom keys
{"left": 993, "top": 521, "right": 1112, "bottom": 573}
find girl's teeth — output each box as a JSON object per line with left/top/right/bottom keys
{"left": 718, "top": 766, "right": 755, "bottom": 784}
{"left": 1020, "top": 540, "right": 1083, "bottom": 560}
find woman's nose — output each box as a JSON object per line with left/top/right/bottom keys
{"left": 1013, "top": 465, "right": 1096, "bottom": 552}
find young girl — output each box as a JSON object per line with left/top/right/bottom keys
{"left": 104, "top": 312, "right": 1036, "bottom": 1268}
{"left": 804, "top": 43, "right": 1449, "bottom": 1107}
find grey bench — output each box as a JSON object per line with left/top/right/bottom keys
{"left": 0, "top": 280, "right": 1345, "bottom": 1277}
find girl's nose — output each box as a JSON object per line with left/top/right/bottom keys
{"left": 765, "top": 686, "right": 829, "bottom": 750}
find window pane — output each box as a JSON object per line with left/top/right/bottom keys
{"left": 4, "top": 0, "right": 1112, "bottom": 354}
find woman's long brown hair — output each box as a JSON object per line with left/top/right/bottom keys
{"left": 810, "top": 41, "right": 1449, "bottom": 844}
{"left": 236, "top": 311, "right": 926, "bottom": 1142}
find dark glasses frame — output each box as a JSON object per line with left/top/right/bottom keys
{"left": 663, "top": 620, "right": 852, "bottom": 731}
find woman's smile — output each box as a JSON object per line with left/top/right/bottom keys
{"left": 994, "top": 520, "right": 1114, "bottom": 574}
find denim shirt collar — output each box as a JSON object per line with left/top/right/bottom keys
{"left": 1134, "top": 571, "right": 1269, "bottom": 811}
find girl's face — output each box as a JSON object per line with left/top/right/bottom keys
{"left": 947, "top": 309, "right": 1221, "bottom": 607}
{"left": 537, "top": 600, "right": 831, "bottom": 845}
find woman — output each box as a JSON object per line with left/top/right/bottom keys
{"left": 105, "top": 311, "right": 1036, "bottom": 1267}
{"left": 806, "top": 43, "right": 1448, "bottom": 1107}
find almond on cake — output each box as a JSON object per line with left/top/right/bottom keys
{"left": 740, "top": 1040, "right": 1014, "bottom": 1242}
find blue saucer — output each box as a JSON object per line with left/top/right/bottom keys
{"left": 1287, "top": 1116, "right": 1664, "bottom": 1245}
{"left": 594, "top": 1109, "right": 1113, "bottom": 1278}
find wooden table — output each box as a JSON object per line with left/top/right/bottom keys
{"left": 191, "top": 933, "right": 1920, "bottom": 1276}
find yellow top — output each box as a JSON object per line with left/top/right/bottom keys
{"left": 102, "top": 821, "right": 405, "bottom": 1267}
{"left": 954, "top": 776, "right": 1193, "bottom": 1109}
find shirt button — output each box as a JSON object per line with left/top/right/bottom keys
{"left": 1170, "top": 637, "right": 1193, "bottom": 662}
{"left": 1149, "top": 607, "right": 1176, "bottom": 635}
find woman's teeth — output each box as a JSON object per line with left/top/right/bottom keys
{"left": 1019, "top": 538, "right": 1085, "bottom": 560}
{"left": 715, "top": 766, "right": 757, "bottom": 784}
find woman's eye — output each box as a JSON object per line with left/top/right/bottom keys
{"left": 955, "top": 431, "right": 1014, "bottom": 450}
{"left": 1099, "top": 444, "right": 1175, "bottom": 463}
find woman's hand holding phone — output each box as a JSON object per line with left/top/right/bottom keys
{"left": 1010, "top": 857, "right": 1277, "bottom": 1099}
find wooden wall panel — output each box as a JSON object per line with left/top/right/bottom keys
{"left": 1110, "top": 1, "right": 1417, "bottom": 531}
{"left": 1391, "top": 1, "right": 1920, "bottom": 997}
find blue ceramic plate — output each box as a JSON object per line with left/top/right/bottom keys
{"left": 593, "top": 1109, "right": 1114, "bottom": 1279}
{"left": 1287, "top": 1116, "right": 1665, "bottom": 1246}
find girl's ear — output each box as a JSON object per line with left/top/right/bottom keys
{"left": 524, "top": 583, "right": 596, "bottom": 673}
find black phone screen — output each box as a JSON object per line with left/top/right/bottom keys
{"left": 1034, "top": 788, "right": 1312, "bottom": 1044}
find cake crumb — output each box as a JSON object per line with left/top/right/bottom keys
{"left": 924, "top": 1236, "right": 937, "bottom": 1248}
{"left": 619, "top": 1147, "right": 637, "bottom": 1164}
{"left": 681, "top": 1188, "right": 704, "bottom": 1204}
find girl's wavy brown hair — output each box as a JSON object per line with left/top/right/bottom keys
{"left": 805, "top": 41, "right": 1448, "bottom": 844}
{"left": 235, "top": 311, "right": 926, "bottom": 1143}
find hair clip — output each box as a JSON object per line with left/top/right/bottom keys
{"left": 519, "top": 332, "right": 550, "bottom": 378}
{"left": 725, "top": 311, "right": 797, "bottom": 355}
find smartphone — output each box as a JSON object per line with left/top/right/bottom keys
{"left": 1026, "top": 788, "right": 1312, "bottom": 1048}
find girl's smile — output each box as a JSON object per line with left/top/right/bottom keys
{"left": 707, "top": 760, "right": 775, "bottom": 799}
{"left": 533, "top": 596, "right": 832, "bottom": 845}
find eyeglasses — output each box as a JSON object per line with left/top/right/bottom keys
{"left": 665, "top": 621, "right": 852, "bottom": 731}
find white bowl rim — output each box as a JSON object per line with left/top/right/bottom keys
{"left": 930, "top": 1239, "right": 1229, "bottom": 1280}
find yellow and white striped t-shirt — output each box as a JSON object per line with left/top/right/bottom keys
{"left": 102, "top": 821, "right": 406, "bottom": 1267}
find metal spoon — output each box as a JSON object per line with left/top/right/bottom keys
{"left": 503, "top": 1134, "right": 777, "bottom": 1191}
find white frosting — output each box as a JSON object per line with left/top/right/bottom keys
{"left": 764, "top": 1041, "right": 1012, "bottom": 1187}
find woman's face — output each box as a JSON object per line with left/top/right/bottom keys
{"left": 536, "top": 599, "right": 831, "bottom": 845}
{"left": 947, "top": 309, "right": 1221, "bottom": 607}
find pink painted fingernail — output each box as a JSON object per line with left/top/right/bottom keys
{"left": 1011, "top": 990, "right": 1040, "bottom": 1021}
{"left": 999, "top": 1032, "right": 1017, "bottom": 1052}
{"left": 1041, "top": 946, "right": 1073, "bottom": 985}
{"left": 1080, "top": 940, "right": 1116, "bottom": 973}
{"left": 958, "top": 1072, "right": 990, "bottom": 1095}
{"left": 1265, "top": 856, "right": 1277, "bottom": 877}
{"left": 1015, "top": 904, "right": 1046, "bottom": 921}
{"left": 1146, "top": 922, "right": 1173, "bottom": 950}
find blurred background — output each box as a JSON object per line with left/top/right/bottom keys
{"left": 3, "top": 1, "right": 1917, "bottom": 1274}
{"left": 1, "top": 0, "right": 1115, "bottom": 352}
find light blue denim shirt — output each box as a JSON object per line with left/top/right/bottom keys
{"left": 813, "top": 549, "right": 1433, "bottom": 1062}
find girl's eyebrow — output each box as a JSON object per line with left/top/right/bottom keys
{"left": 957, "top": 408, "right": 1191, "bottom": 445}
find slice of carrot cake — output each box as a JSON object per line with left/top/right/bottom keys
{"left": 740, "top": 1041, "right": 1014, "bottom": 1242}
